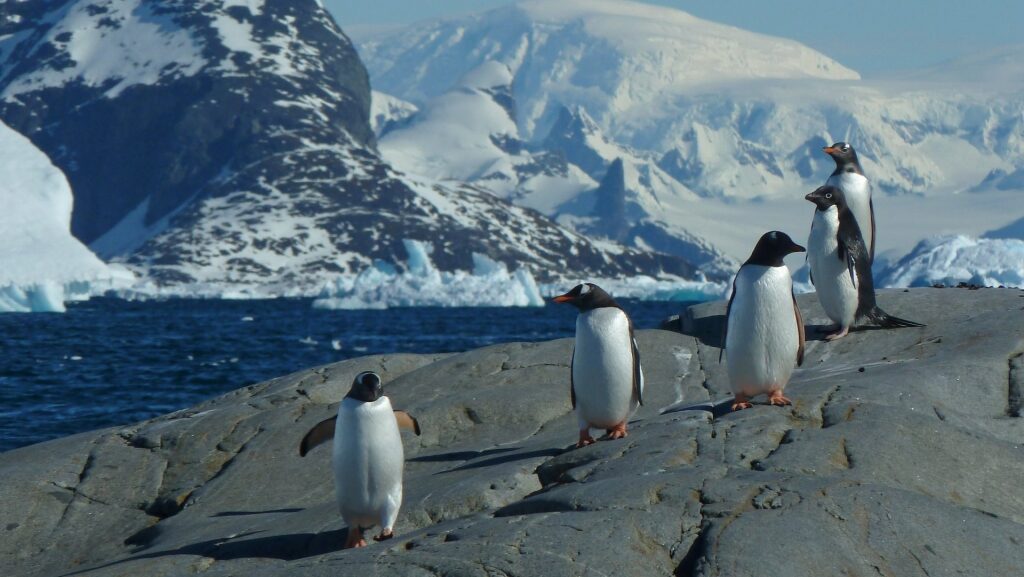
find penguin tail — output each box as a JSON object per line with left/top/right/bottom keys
{"left": 865, "top": 307, "right": 925, "bottom": 329}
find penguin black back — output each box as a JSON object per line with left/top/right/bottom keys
{"left": 823, "top": 142, "right": 864, "bottom": 176}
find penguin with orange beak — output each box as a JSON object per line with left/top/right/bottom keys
{"left": 553, "top": 283, "right": 643, "bottom": 448}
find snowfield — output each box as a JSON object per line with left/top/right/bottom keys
{"left": 355, "top": 0, "right": 1024, "bottom": 269}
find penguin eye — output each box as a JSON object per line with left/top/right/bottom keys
{"left": 825, "top": 192, "right": 833, "bottom": 199}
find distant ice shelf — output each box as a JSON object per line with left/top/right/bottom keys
{"left": 878, "top": 235, "right": 1024, "bottom": 289}
{"left": 312, "top": 239, "right": 546, "bottom": 309}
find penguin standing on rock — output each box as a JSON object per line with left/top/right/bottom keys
{"left": 723, "top": 231, "right": 806, "bottom": 410}
{"left": 823, "top": 142, "right": 876, "bottom": 262}
{"left": 805, "top": 185, "right": 924, "bottom": 340}
{"left": 299, "top": 371, "right": 421, "bottom": 548}
{"left": 553, "top": 283, "right": 643, "bottom": 448}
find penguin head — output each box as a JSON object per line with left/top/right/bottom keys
{"left": 552, "top": 282, "right": 617, "bottom": 311}
{"left": 345, "top": 371, "right": 384, "bottom": 402}
{"left": 822, "top": 142, "right": 863, "bottom": 174}
{"left": 805, "top": 185, "right": 846, "bottom": 212}
{"left": 746, "top": 231, "right": 806, "bottom": 267}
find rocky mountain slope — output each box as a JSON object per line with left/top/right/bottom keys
{"left": 0, "top": 0, "right": 716, "bottom": 295}
{"left": 2, "top": 287, "right": 1022, "bottom": 576}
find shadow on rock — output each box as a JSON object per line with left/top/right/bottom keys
{"left": 440, "top": 447, "right": 566, "bottom": 473}
{"left": 211, "top": 508, "right": 303, "bottom": 517}
{"left": 680, "top": 313, "right": 726, "bottom": 348}
{"left": 65, "top": 529, "right": 349, "bottom": 575}
{"left": 408, "top": 447, "right": 518, "bottom": 463}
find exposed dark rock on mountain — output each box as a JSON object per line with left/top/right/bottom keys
{"left": 0, "top": 0, "right": 711, "bottom": 291}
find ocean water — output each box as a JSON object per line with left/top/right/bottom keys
{"left": 0, "top": 297, "right": 690, "bottom": 452}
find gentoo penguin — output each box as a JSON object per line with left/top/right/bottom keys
{"left": 823, "top": 142, "right": 875, "bottom": 262}
{"left": 299, "top": 371, "right": 421, "bottom": 548}
{"left": 722, "top": 231, "right": 806, "bottom": 410}
{"left": 553, "top": 283, "right": 643, "bottom": 448}
{"left": 805, "top": 185, "right": 924, "bottom": 340}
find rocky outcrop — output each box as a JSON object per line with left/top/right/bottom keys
{"left": 2, "top": 288, "right": 1023, "bottom": 576}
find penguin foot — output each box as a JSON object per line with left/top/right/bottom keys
{"left": 373, "top": 529, "right": 394, "bottom": 542}
{"left": 576, "top": 430, "right": 596, "bottom": 448}
{"left": 344, "top": 527, "right": 366, "bottom": 549}
{"left": 824, "top": 326, "right": 849, "bottom": 341}
{"left": 606, "top": 422, "right": 628, "bottom": 440}
{"left": 731, "top": 394, "right": 753, "bottom": 411}
{"left": 767, "top": 391, "right": 792, "bottom": 406}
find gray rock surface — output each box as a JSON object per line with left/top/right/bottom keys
{"left": 2, "top": 287, "right": 1023, "bottom": 576}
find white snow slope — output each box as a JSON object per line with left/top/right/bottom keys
{"left": 0, "top": 121, "right": 117, "bottom": 312}
{"left": 354, "top": 1, "right": 1024, "bottom": 266}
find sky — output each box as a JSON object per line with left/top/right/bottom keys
{"left": 325, "top": 0, "right": 1024, "bottom": 75}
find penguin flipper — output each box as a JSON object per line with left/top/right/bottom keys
{"left": 720, "top": 278, "right": 737, "bottom": 363}
{"left": 868, "top": 196, "right": 877, "bottom": 263}
{"left": 792, "top": 291, "right": 805, "bottom": 367}
{"left": 628, "top": 317, "right": 643, "bottom": 405}
{"left": 569, "top": 347, "right": 576, "bottom": 409}
{"left": 394, "top": 410, "right": 421, "bottom": 436}
{"left": 299, "top": 416, "right": 337, "bottom": 457}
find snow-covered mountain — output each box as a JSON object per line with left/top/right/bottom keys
{"left": 0, "top": 121, "right": 123, "bottom": 312}
{"left": 354, "top": 0, "right": 1024, "bottom": 268}
{"left": 0, "top": 0, "right": 721, "bottom": 300}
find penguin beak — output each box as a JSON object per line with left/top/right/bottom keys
{"left": 552, "top": 294, "right": 574, "bottom": 304}
{"left": 822, "top": 146, "right": 837, "bottom": 155}
{"left": 790, "top": 242, "right": 806, "bottom": 254}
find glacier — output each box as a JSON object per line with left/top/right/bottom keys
{"left": 0, "top": 121, "right": 120, "bottom": 313}
{"left": 313, "top": 239, "right": 546, "bottom": 309}
{"left": 878, "top": 235, "right": 1024, "bottom": 289}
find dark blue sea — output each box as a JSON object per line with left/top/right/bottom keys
{"left": 0, "top": 297, "right": 690, "bottom": 452}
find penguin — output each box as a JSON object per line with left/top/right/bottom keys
{"left": 823, "top": 142, "right": 875, "bottom": 262}
{"left": 553, "top": 283, "right": 643, "bottom": 448}
{"left": 722, "top": 231, "right": 806, "bottom": 410}
{"left": 805, "top": 185, "right": 924, "bottom": 340}
{"left": 299, "top": 371, "right": 421, "bottom": 548}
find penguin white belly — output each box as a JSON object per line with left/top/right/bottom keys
{"left": 573, "top": 308, "right": 639, "bottom": 429}
{"left": 807, "top": 207, "right": 858, "bottom": 328}
{"left": 827, "top": 172, "right": 872, "bottom": 254}
{"left": 726, "top": 265, "right": 799, "bottom": 395}
{"left": 332, "top": 397, "right": 404, "bottom": 529}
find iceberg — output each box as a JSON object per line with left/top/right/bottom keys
{"left": 878, "top": 235, "right": 1024, "bottom": 289}
{"left": 312, "top": 239, "right": 545, "bottom": 309}
{"left": 0, "top": 121, "right": 119, "bottom": 312}
{"left": 542, "top": 277, "right": 727, "bottom": 302}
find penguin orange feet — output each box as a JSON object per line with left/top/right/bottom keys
{"left": 731, "top": 394, "right": 753, "bottom": 411}
{"left": 373, "top": 529, "right": 394, "bottom": 542}
{"left": 767, "top": 390, "right": 792, "bottom": 407}
{"left": 344, "top": 527, "right": 367, "bottom": 549}
{"left": 606, "top": 422, "right": 628, "bottom": 440}
{"left": 823, "top": 325, "right": 849, "bottom": 341}
{"left": 577, "top": 429, "right": 596, "bottom": 448}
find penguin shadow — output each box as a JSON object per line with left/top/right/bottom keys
{"left": 62, "top": 527, "right": 348, "bottom": 575}
{"left": 411, "top": 446, "right": 565, "bottom": 474}
{"left": 805, "top": 323, "right": 885, "bottom": 342}
{"left": 210, "top": 508, "right": 303, "bottom": 517}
